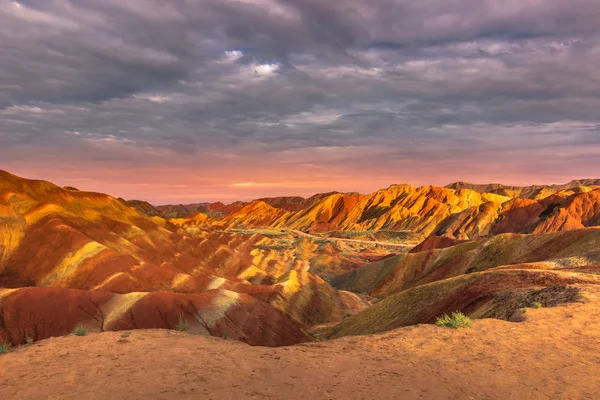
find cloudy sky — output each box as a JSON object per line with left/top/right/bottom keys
{"left": 1, "top": 0, "right": 600, "bottom": 203}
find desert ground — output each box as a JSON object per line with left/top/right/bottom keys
{"left": 2, "top": 285, "right": 599, "bottom": 400}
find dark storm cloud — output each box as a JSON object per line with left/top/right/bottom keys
{"left": 2, "top": 0, "right": 600, "bottom": 201}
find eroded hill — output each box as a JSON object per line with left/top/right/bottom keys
{"left": 0, "top": 171, "right": 378, "bottom": 346}
{"left": 208, "top": 183, "right": 600, "bottom": 240}
{"left": 138, "top": 178, "right": 600, "bottom": 242}
{"left": 1, "top": 169, "right": 600, "bottom": 350}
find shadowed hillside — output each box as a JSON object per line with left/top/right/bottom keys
{"left": 330, "top": 228, "right": 600, "bottom": 296}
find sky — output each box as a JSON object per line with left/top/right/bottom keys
{"left": 1, "top": 0, "right": 600, "bottom": 204}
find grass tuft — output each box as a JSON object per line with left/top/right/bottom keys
{"left": 222, "top": 332, "right": 229, "bottom": 340}
{"left": 0, "top": 342, "right": 12, "bottom": 354}
{"left": 176, "top": 314, "right": 189, "bottom": 332}
{"left": 435, "top": 312, "right": 472, "bottom": 329}
{"left": 532, "top": 302, "right": 542, "bottom": 309}
{"left": 521, "top": 307, "right": 528, "bottom": 314}
{"left": 73, "top": 326, "right": 88, "bottom": 336}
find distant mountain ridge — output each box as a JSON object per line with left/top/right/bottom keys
{"left": 446, "top": 179, "right": 600, "bottom": 199}
{"left": 206, "top": 183, "right": 600, "bottom": 240}
{"left": 138, "top": 179, "right": 600, "bottom": 219}
{"left": 127, "top": 178, "right": 600, "bottom": 240}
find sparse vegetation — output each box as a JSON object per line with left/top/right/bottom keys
{"left": 326, "top": 230, "right": 420, "bottom": 243}
{"left": 328, "top": 230, "right": 374, "bottom": 238}
{"left": 252, "top": 242, "right": 294, "bottom": 251}
{"left": 176, "top": 314, "right": 189, "bottom": 332}
{"left": 222, "top": 332, "right": 229, "bottom": 340}
{"left": 24, "top": 335, "right": 35, "bottom": 345}
{"left": 0, "top": 342, "right": 12, "bottom": 354}
{"left": 435, "top": 312, "right": 472, "bottom": 329}
{"left": 73, "top": 326, "right": 88, "bottom": 336}
{"left": 478, "top": 285, "right": 580, "bottom": 322}
{"left": 231, "top": 228, "right": 289, "bottom": 238}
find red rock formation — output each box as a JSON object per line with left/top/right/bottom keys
{"left": 446, "top": 180, "right": 600, "bottom": 199}
{"left": 534, "top": 190, "right": 600, "bottom": 233}
{"left": 2, "top": 169, "right": 600, "bottom": 347}
{"left": 0, "top": 287, "right": 310, "bottom": 346}
{"left": 326, "top": 268, "right": 600, "bottom": 338}
{"left": 125, "top": 177, "right": 600, "bottom": 240}
{"left": 332, "top": 227, "right": 600, "bottom": 297}
{"left": 492, "top": 198, "right": 545, "bottom": 234}
{"left": 0, "top": 170, "right": 369, "bottom": 344}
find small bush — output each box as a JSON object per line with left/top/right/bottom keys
{"left": 222, "top": 332, "right": 229, "bottom": 340}
{"left": 24, "top": 336, "right": 35, "bottom": 345}
{"left": 176, "top": 314, "right": 189, "bottom": 332}
{"left": 532, "top": 302, "right": 542, "bottom": 309}
{"left": 435, "top": 312, "right": 472, "bottom": 329}
{"left": 521, "top": 307, "right": 528, "bottom": 314}
{"left": 73, "top": 326, "right": 88, "bottom": 336}
{"left": 0, "top": 342, "right": 12, "bottom": 354}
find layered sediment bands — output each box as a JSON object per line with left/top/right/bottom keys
{"left": 533, "top": 190, "right": 600, "bottom": 233}
{"left": 220, "top": 185, "right": 512, "bottom": 237}
{"left": 215, "top": 184, "right": 600, "bottom": 240}
{"left": 331, "top": 228, "right": 600, "bottom": 297}
{"left": 0, "top": 171, "right": 366, "bottom": 292}
{"left": 0, "top": 287, "right": 310, "bottom": 346}
{"left": 326, "top": 269, "right": 600, "bottom": 339}
{"left": 271, "top": 270, "right": 367, "bottom": 326}
{"left": 490, "top": 198, "right": 545, "bottom": 234}
{"left": 0, "top": 170, "right": 374, "bottom": 342}
{"left": 3, "top": 169, "right": 600, "bottom": 346}
{"left": 446, "top": 180, "right": 600, "bottom": 199}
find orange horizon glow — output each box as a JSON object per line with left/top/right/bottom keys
{"left": 2, "top": 1, "right": 600, "bottom": 206}
{"left": 3, "top": 161, "right": 598, "bottom": 205}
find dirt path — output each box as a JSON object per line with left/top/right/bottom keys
{"left": 2, "top": 285, "right": 599, "bottom": 400}
{"left": 289, "top": 229, "right": 414, "bottom": 248}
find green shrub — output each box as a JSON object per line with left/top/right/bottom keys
{"left": 73, "top": 326, "right": 88, "bottom": 336}
{"left": 435, "top": 312, "right": 472, "bottom": 329}
{"left": 532, "top": 302, "right": 542, "bottom": 309}
{"left": 521, "top": 307, "right": 528, "bottom": 314}
{"left": 0, "top": 342, "right": 12, "bottom": 354}
{"left": 176, "top": 314, "right": 189, "bottom": 332}
{"left": 222, "top": 332, "right": 229, "bottom": 340}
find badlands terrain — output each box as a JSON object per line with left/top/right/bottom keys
{"left": 1, "top": 169, "right": 600, "bottom": 398}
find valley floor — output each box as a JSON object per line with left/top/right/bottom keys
{"left": 2, "top": 285, "right": 600, "bottom": 400}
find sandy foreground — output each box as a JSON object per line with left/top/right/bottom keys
{"left": 1, "top": 286, "right": 600, "bottom": 400}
